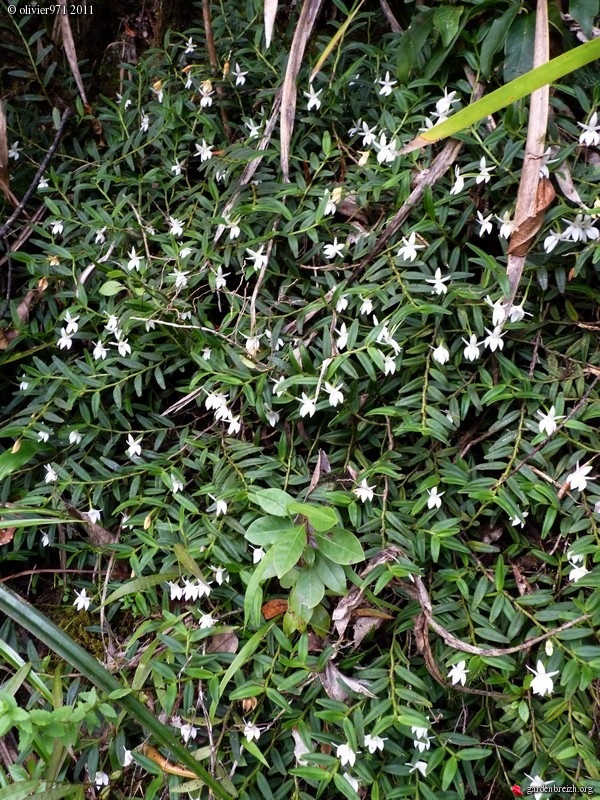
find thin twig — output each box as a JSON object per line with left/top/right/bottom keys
{"left": 347, "top": 139, "right": 462, "bottom": 283}
{"left": 379, "top": 0, "right": 402, "bottom": 32}
{"left": 201, "top": 0, "right": 232, "bottom": 140}
{"left": 0, "top": 108, "right": 72, "bottom": 239}
{"left": 250, "top": 220, "right": 279, "bottom": 333}
{"left": 407, "top": 573, "right": 589, "bottom": 657}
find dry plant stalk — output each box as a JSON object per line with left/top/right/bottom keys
{"left": 505, "top": 0, "right": 553, "bottom": 306}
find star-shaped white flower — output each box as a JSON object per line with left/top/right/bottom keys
{"left": 578, "top": 110, "right": 600, "bottom": 146}
{"left": 199, "top": 612, "right": 217, "bottom": 629}
{"left": 462, "top": 334, "right": 480, "bottom": 361}
{"left": 527, "top": 660, "right": 558, "bottom": 696}
{"left": 483, "top": 326, "right": 505, "bottom": 352}
{"left": 195, "top": 139, "right": 213, "bottom": 161}
{"left": 232, "top": 63, "right": 248, "bottom": 86}
{"left": 168, "top": 581, "right": 184, "bottom": 600}
{"left": 475, "top": 156, "right": 494, "bottom": 184}
{"left": 336, "top": 323, "right": 348, "bottom": 350}
{"left": 536, "top": 406, "right": 563, "bottom": 436}
{"left": 245, "top": 245, "right": 268, "bottom": 271}
{"left": 484, "top": 295, "right": 507, "bottom": 327}
{"left": 304, "top": 84, "right": 322, "bottom": 111}
{"left": 93, "top": 341, "right": 108, "bottom": 361}
{"left": 566, "top": 461, "right": 593, "bottom": 492}
{"left": 374, "top": 132, "right": 398, "bottom": 163}
{"left": 407, "top": 760, "right": 428, "bottom": 777}
{"left": 324, "top": 382, "right": 344, "bottom": 407}
{"left": 569, "top": 561, "right": 589, "bottom": 583}
{"left": 336, "top": 742, "right": 357, "bottom": 767}
{"left": 63, "top": 311, "right": 79, "bottom": 335}
{"left": 127, "top": 248, "right": 142, "bottom": 271}
{"left": 432, "top": 344, "right": 450, "bottom": 364}
{"left": 449, "top": 165, "right": 464, "bottom": 195}
{"left": 525, "top": 773, "right": 546, "bottom": 800}
{"left": 243, "top": 722, "right": 261, "bottom": 742}
{"left": 425, "top": 268, "right": 450, "bottom": 295}
{"left": 353, "top": 478, "right": 375, "bottom": 503}
{"left": 45, "top": 464, "right": 58, "bottom": 483}
{"left": 299, "top": 393, "right": 316, "bottom": 418}
{"left": 74, "top": 588, "right": 91, "bottom": 612}
{"left": 57, "top": 328, "right": 73, "bottom": 350}
{"left": 497, "top": 211, "right": 514, "bottom": 239}
{"left": 377, "top": 71, "right": 397, "bottom": 96}
{"left": 323, "top": 238, "right": 344, "bottom": 260}
{"left": 448, "top": 660, "right": 469, "bottom": 685}
{"left": 364, "top": 733, "right": 386, "bottom": 753}
{"left": 477, "top": 211, "right": 493, "bottom": 236}
{"left": 180, "top": 722, "right": 197, "bottom": 743}
{"left": 563, "top": 213, "right": 599, "bottom": 242}
{"left": 426, "top": 486, "right": 444, "bottom": 509}
{"left": 126, "top": 434, "right": 142, "bottom": 459}
{"left": 168, "top": 217, "right": 184, "bottom": 237}
{"left": 94, "top": 771, "right": 109, "bottom": 788}
{"left": 397, "top": 231, "right": 425, "bottom": 262}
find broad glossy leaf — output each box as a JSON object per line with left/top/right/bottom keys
{"left": 272, "top": 526, "right": 306, "bottom": 577}
{"left": 245, "top": 516, "right": 298, "bottom": 546}
{"left": 313, "top": 528, "right": 364, "bottom": 565}
{"left": 287, "top": 501, "right": 337, "bottom": 531}
{"left": 249, "top": 488, "right": 294, "bottom": 517}
{"left": 294, "top": 567, "right": 325, "bottom": 608}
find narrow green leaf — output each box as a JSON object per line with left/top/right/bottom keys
{"left": 216, "top": 621, "right": 273, "bottom": 704}
{"left": 173, "top": 544, "right": 211, "bottom": 588}
{"left": 102, "top": 572, "right": 180, "bottom": 607}
{"left": 442, "top": 756, "right": 458, "bottom": 791}
{"left": 241, "top": 737, "right": 269, "bottom": 767}
{"left": 0, "top": 441, "right": 37, "bottom": 480}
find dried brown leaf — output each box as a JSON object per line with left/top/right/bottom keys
{"left": 352, "top": 616, "right": 382, "bottom": 648}
{"left": 505, "top": 0, "right": 550, "bottom": 302}
{"left": 56, "top": 1, "right": 88, "bottom": 105}
{"left": 0, "top": 100, "right": 20, "bottom": 208}
{"left": 280, "top": 0, "right": 325, "bottom": 181}
{"left": 66, "top": 504, "right": 118, "bottom": 546}
{"left": 306, "top": 448, "right": 331, "bottom": 496}
{"left": 207, "top": 630, "right": 239, "bottom": 654}
{"left": 264, "top": 0, "right": 278, "bottom": 48}
{"left": 319, "top": 662, "right": 375, "bottom": 701}
{"left": 511, "top": 564, "right": 532, "bottom": 596}
{"left": 507, "top": 177, "right": 555, "bottom": 256}
{"left": 262, "top": 598, "right": 288, "bottom": 619}
{"left": 555, "top": 161, "right": 583, "bottom": 205}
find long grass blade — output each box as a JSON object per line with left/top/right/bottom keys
{"left": 401, "top": 36, "right": 600, "bottom": 154}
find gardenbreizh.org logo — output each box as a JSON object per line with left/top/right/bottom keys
{"left": 511, "top": 779, "right": 595, "bottom": 796}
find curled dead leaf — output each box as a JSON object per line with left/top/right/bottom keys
{"left": 262, "top": 598, "right": 288, "bottom": 619}
{"left": 242, "top": 697, "right": 258, "bottom": 713}
{"left": 207, "top": 630, "right": 239, "bottom": 654}
{"left": 508, "top": 178, "right": 556, "bottom": 257}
